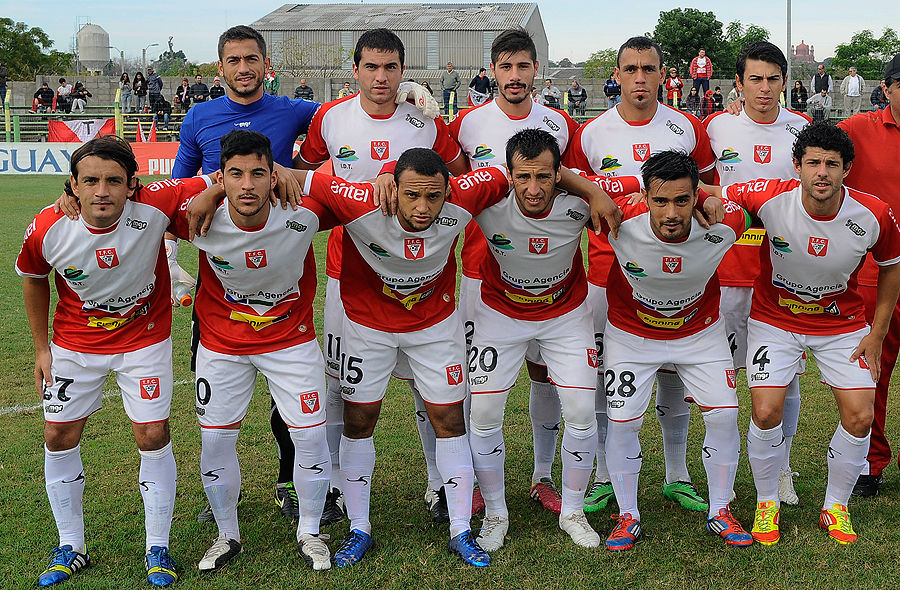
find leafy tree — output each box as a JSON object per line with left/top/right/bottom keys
{"left": 0, "top": 18, "right": 73, "bottom": 78}
{"left": 652, "top": 8, "right": 727, "bottom": 78}
{"left": 582, "top": 48, "right": 616, "bottom": 79}
{"left": 832, "top": 28, "right": 900, "bottom": 80}
{"left": 722, "top": 21, "right": 770, "bottom": 78}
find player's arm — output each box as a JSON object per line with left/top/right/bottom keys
{"left": 557, "top": 167, "right": 623, "bottom": 238}
{"left": 23, "top": 276, "right": 52, "bottom": 395}
{"left": 851, "top": 262, "right": 900, "bottom": 382}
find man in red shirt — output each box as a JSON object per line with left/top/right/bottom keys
{"left": 691, "top": 49, "right": 713, "bottom": 96}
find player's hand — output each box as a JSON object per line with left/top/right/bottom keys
{"left": 725, "top": 97, "right": 744, "bottom": 115}
{"left": 186, "top": 185, "right": 222, "bottom": 240}
{"left": 591, "top": 197, "right": 623, "bottom": 240}
{"left": 53, "top": 191, "right": 81, "bottom": 220}
{"left": 273, "top": 162, "right": 302, "bottom": 210}
{"left": 34, "top": 347, "right": 52, "bottom": 397}
{"left": 397, "top": 81, "right": 440, "bottom": 119}
{"left": 372, "top": 172, "right": 398, "bottom": 216}
{"left": 625, "top": 192, "right": 643, "bottom": 206}
{"left": 698, "top": 196, "right": 725, "bottom": 227}
{"left": 851, "top": 333, "right": 883, "bottom": 382}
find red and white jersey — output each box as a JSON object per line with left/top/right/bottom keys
{"left": 704, "top": 107, "right": 811, "bottom": 287}
{"left": 15, "top": 176, "right": 210, "bottom": 354}
{"left": 176, "top": 202, "right": 335, "bottom": 356}
{"left": 302, "top": 166, "right": 509, "bottom": 332}
{"left": 724, "top": 178, "right": 900, "bottom": 335}
{"left": 606, "top": 197, "right": 749, "bottom": 339}
{"left": 449, "top": 99, "right": 579, "bottom": 278}
{"left": 563, "top": 104, "right": 716, "bottom": 287}
{"left": 297, "top": 94, "right": 462, "bottom": 279}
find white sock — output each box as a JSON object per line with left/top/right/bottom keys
{"left": 824, "top": 424, "right": 870, "bottom": 509}
{"left": 139, "top": 441, "right": 177, "bottom": 550}
{"left": 435, "top": 434, "right": 475, "bottom": 537}
{"left": 655, "top": 371, "right": 691, "bottom": 484}
{"left": 45, "top": 444, "right": 86, "bottom": 553}
{"left": 560, "top": 423, "right": 597, "bottom": 516}
{"left": 593, "top": 375, "right": 610, "bottom": 482}
{"left": 782, "top": 376, "right": 801, "bottom": 472}
{"left": 412, "top": 382, "right": 441, "bottom": 490}
{"left": 746, "top": 421, "right": 784, "bottom": 506}
{"left": 200, "top": 428, "right": 241, "bottom": 540}
{"left": 470, "top": 426, "right": 508, "bottom": 518}
{"left": 290, "top": 425, "right": 331, "bottom": 537}
{"left": 700, "top": 409, "right": 739, "bottom": 515}
{"left": 339, "top": 435, "right": 375, "bottom": 535}
{"left": 605, "top": 417, "right": 643, "bottom": 520}
{"left": 529, "top": 380, "right": 561, "bottom": 483}
{"left": 325, "top": 375, "right": 344, "bottom": 490}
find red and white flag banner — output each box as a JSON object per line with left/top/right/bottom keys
{"left": 48, "top": 118, "right": 116, "bottom": 142}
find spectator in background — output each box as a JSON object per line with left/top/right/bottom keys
{"left": 119, "top": 72, "right": 133, "bottom": 113}
{"left": 191, "top": 74, "right": 209, "bottom": 104}
{"left": 133, "top": 71, "right": 148, "bottom": 112}
{"left": 841, "top": 66, "right": 867, "bottom": 116}
{"left": 70, "top": 82, "right": 92, "bottom": 113}
{"left": 700, "top": 88, "right": 715, "bottom": 117}
{"left": 338, "top": 81, "right": 355, "bottom": 98}
{"left": 264, "top": 65, "right": 280, "bottom": 95}
{"left": 468, "top": 67, "right": 492, "bottom": 106}
{"left": 683, "top": 86, "right": 701, "bottom": 117}
{"left": 665, "top": 67, "right": 684, "bottom": 107}
{"left": 690, "top": 48, "right": 713, "bottom": 95}
{"left": 567, "top": 79, "right": 588, "bottom": 116}
{"left": 811, "top": 63, "right": 834, "bottom": 95}
{"left": 421, "top": 81, "right": 434, "bottom": 95}
{"left": 293, "top": 78, "right": 315, "bottom": 101}
{"left": 871, "top": 79, "right": 888, "bottom": 110}
{"left": 0, "top": 59, "right": 7, "bottom": 108}
{"left": 208, "top": 76, "right": 226, "bottom": 99}
{"left": 146, "top": 66, "right": 163, "bottom": 112}
{"left": 711, "top": 86, "right": 724, "bottom": 112}
{"left": 440, "top": 61, "right": 461, "bottom": 115}
{"left": 56, "top": 78, "right": 73, "bottom": 113}
{"left": 808, "top": 88, "right": 832, "bottom": 121}
{"left": 541, "top": 78, "right": 561, "bottom": 109}
{"left": 603, "top": 73, "right": 621, "bottom": 108}
{"left": 175, "top": 77, "right": 192, "bottom": 112}
{"left": 154, "top": 95, "right": 172, "bottom": 131}
{"left": 790, "top": 80, "right": 808, "bottom": 113}
{"left": 30, "top": 82, "right": 55, "bottom": 113}
{"left": 726, "top": 80, "right": 740, "bottom": 104}
{"left": 531, "top": 86, "right": 540, "bottom": 102}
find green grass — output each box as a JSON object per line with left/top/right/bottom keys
{"left": 2, "top": 175, "right": 900, "bottom": 589}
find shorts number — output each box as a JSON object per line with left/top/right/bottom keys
{"left": 326, "top": 334, "right": 342, "bottom": 362}
{"left": 752, "top": 346, "right": 770, "bottom": 371}
{"left": 464, "top": 321, "right": 475, "bottom": 349}
{"left": 196, "top": 378, "right": 212, "bottom": 406}
{"left": 594, "top": 332, "right": 604, "bottom": 357}
{"left": 341, "top": 354, "right": 364, "bottom": 385}
{"left": 44, "top": 376, "right": 74, "bottom": 402}
{"left": 604, "top": 369, "right": 636, "bottom": 397}
{"left": 468, "top": 345, "right": 498, "bottom": 373}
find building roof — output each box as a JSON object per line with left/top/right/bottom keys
{"left": 252, "top": 3, "right": 537, "bottom": 31}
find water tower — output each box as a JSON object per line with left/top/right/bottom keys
{"left": 77, "top": 23, "right": 110, "bottom": 72}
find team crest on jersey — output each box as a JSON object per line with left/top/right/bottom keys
{"left": 623, "top": 261, "right": 646, "bottom": 277}
{"left": 245, "top": 250, "right": 267, "bottom": 268}
{"left": 140, "top": 377, "right": 160, "bottom": 400}
{"left": 63, "top": 266, "right": 90, "bottom": 281}
{"left": 336, "top": 145, "right": 358, "bottom": 161}
{"left": 632, "top": 143, "right": 651, "bottom": 162}
{"left": 95, "top": 248, "right": 119, "bottom": 269}
{"left": 753, "top": 145, "right": 772, "bottom": 164}
{"left": 472, "top": 144, "right": 495, "bottom": 160}
{"left": 808, "top": 237, "right": 828, "bottom": 257}
{"left": 404, "top": 238, "right": 424, "bottom": 260}
{"left": 300, "top": 391, "right": 320, "bottom": 414}
{"left": 599, "top": 156, "right": 621, "bottom": 171}
{"left": 587, "top": 348, "right": 599, "bottom": 368}
{"left": 371, "top": 141, "right": 389, "bottom": 161}
{"left": 446, "top": 364, "right": 463, "bottom": 385}
{"left": 662, "top": 256, "right": 682, "bottom": 273}
{"left": 720, "top": 148, "right": 741, "bottom": 162}
{"left": 489, "top": 234, "right": 514, "bottom": 250}
{"left": 529, "top": 237, "right": 549, "bottom": 254}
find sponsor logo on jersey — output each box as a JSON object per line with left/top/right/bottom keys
{"left": 340, "top": 386, "right": 356, "bottom": 396}
{"left": 529, "top": 237, "right": 549, "bottom": 254}
{"left": 210, "top": 256, "right": 233, "bottom": 270}
{"left": 45, "top": 404, "right": 64, "bottom": 413}
{"left": 725, "top": 369, "right": 736, "bottom": 389}
{"left": 63, "top": 266, "right": 90, "bottom": 281}
{"left": 771, "top": 236, "right": 791, "bottom": 253}
{"left": 367, "top": 242, "right": 390, "bottom": 257}
{"left": 336, "top": 145, "right": 358, "bottom": 161}
{"left": 566, "top": 208, "right": 585, "bottom": 221}
{"left": 285, "top": 220, "right": 308, "bottom": 232}
{"left": 371, "top": 140, "right": 389, "bottom": 161}
{"left": 472, "top": 144, "right": 495, "bottom": 160}
{"left": 405, "top": 113, "right": 425, "bottom": 128}
{"left": 300, "top": 391, "right": 320, "bottom": 414}
{"left": 845, "top": 219, "right": 866, "bottom": 236}
{"left": 750, "top": 371, "right": 769, "bottom": 382}
{"left": 636, "top": 308, "right": 697, "bottom": 329}
{"left": 245, "top": 249, "right": 267, "bottom": 268}
{"left": 623, "top": 261, "right": 646, "bottom": 277}
{"left": 632, "top": 143, "right": 650, "bottom": 162}
{"left": 703, "top": 233, "right": 724, "bottom": 244}
{"left": 87, "top": 302, "right": 149, "bottom": 331}
{"left": 434, "top": 216, "right": 458, "bottom": 227}
{"left": 808, "top": 236, "right": 828, "bottom": 257}
{"left": 777, "top": 295, "right": 840, "bottom": 315}
{"left": 609, "top": 399, "right": 624, "bottom": 408}
{"left": 229, "top": 310, "right": 290, "bottom": 330}
{"left": 662, "top": 256, "right": 682, "bottom": 273}
{"left": 666, "top": 120, "right": 685, "bottom": 135}
{"left": 599, "top": 156, "right": 621, "bottom": 171}
{"left": 587, "top": 348, "right": 599, "bottom": 368}
{"left": 784, "top": 123, "right": 802, "bottom": 137}
{"left": 543, "top": 116, "right": 560, "bottom": 132}
{"left": 446, "top": 364, "right": 463, "bottom": 385}
{"left": 735, "top": 228, "right": 766, "bottom": 246}
{"left": 489, "top": 233, "right": 514, "bottom": 250}
{"left": 95, "top": 248, "right": 119, "bottom": 269}
{"left": 719, "top": 148, "right": 741, "bottom": 162}
{"left": 140, "top": 377, "right": 160, "bottom": 400}
{"left": 126, "top": 217, "right": 148, "bottom": 230}
{"left": 233, "top": 121, "right": 251, "bottom": 128}
{"left": 471, "top": 375, "right": 488, "bottom": 385}
{"left": 753, "top": 144, "right": 772, "bottom": 164}
{"left": 404, "top": 237, "right": 424, "bottom": 260}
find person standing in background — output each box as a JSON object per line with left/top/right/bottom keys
{"left": 840, "top": 67, "right": 866, "bottom": 116}
{"left": 690, "top": 49, "right": 713, "bottom": 95}
{"left": 264, "top": 65, "right": 280, "bottom": 96}
{"left": 665, "top": 67, "right": 684, "bottom": 107}
{"left": 440, "top": 61, "right": 461, "bottom": 115}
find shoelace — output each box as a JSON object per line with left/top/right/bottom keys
{"left": 339, "top": 531, "right": 368, "bottom": 552}
{"left": 609, "top": 514, "right": 634, "bottom": 537}
{"left": 755, "top": 506, "right": 777, "bottom": 532}
{"left": 829, "top": 507, "right": 852, "bottom": 532}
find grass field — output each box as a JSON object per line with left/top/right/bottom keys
{"left": 2, "top": 175, "right": 900, "bottom": 589}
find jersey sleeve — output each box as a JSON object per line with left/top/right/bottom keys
{"left": 722, "top": 178, "right": 800, "bottom": 216}
{"left": 578, "top": 172, "right": 642, "bottom": 199}
{"left": 138, "top": 176, "right": 212, "bottom": 226}
{"left": 561, "top": 124, "right": 595, "bottom": 174}
{"left": 15, "top": 209, "right": 57, "bottom": 278}
{"left": 300, "top": 194, "right": 341, "bottom": 232}
{"left": 291, "top": 99, "right": 320, "bottom": 135}
{"left": 297, "top": 106, "right": 330, "bottom": 166}
{"left": 686, "top": 113, "right": 716, "bottom": 173}
{"left": 871, "top": 205, "right": 900, "bottom": 266}
{"left": 451, "top": 166, "right": 510, "bottom": 215}
{"left": 431, "top": 116, "right": 463, "bottom": 163}
{"left": 171, "top": 111, "right": 202, "bottom": 178}
{"left": 721, "top": 198, "right": 752, "bottom": 237}
{"left": 301, "top": 171, "right": 377, "bottom": 224}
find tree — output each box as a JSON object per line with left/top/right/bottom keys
{"left": 722, "top": 21, "right": 770, "bottom": 78}
{"left": 652, "top": 8, "right": 727, "bottom": 78}
{"left": 582, "top": 48, "right": 616, "bottom": 79}
{"left": 832, "top": 28, "right": 900, "bottom": 80}
{"left": 0, "top": 18, "right": 73, "bottom": 78}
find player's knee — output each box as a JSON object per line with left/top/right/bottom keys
{"left": 134, "top": 420, "right": 171, "bottom": 451}
{"left": 44, "top": 421, "right": 84, "bottom": 452}
{"left": 842, "top": 410, "right": 874, "bottom": 438}
{"left": 751, "top": 400, "right": 784, "bottom": 429}
{"left": 343, "top": 402, "right": 380, "bottom": 439}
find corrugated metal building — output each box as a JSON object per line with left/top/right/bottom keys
{"left": 251, "top": 3, "right": 548, "bottom": 76}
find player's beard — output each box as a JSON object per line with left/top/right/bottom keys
{"left": 500, "top": 83, "right": 530, "bottom": 105}
{"left": 227, "top": 74, "right": 263, "bottom": 98}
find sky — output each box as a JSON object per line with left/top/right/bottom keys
{"left": 4, "top": 0, "right": 899, "bottom": 66}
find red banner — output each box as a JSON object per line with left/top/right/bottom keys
{"left": 48, "top": 119, "right": 116, "bottom": 142}
{"left": 130, "top": 142, "right": 180, "bottom": 176}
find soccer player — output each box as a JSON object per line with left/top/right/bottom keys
{"left": 718, "top": 123, "right": 900, "bottom": 545}
{"left": 599, "top": 150, "right": 751, "bottom": 551}
{"left": 704, "top": 41, "right": 811, "bottom": 505}
{"left": 449, "top": 27, "right": 581, "bottom": 516}
{"left": 467, "top": 129, "right": 640, "bottom": 551}
{"left": 564, "top": 35, "right": 717, "bottom": 514}
{"left": 294, "top": 28, "right": 465, "bottom": 525}
{"left": 17, "top": 136, "right": 210, "bottom": 587}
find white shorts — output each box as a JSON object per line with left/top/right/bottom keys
{"left": 322, "top": 277, "right": 344, "bottom": 380}
{"left": 585, "top": 283, "right": 609, "bottom": 373}
{"left": 44, "top": 339, "right": 173, "bottom": 424}
{"left": 194, "top": 340, "right": 326, "bottom": 428}
{"left": 720, "top": 286, "right": 752, "bottom": 370}
{"left": 340, "top": 312, "right": 467, "bottom": 405}
{"left": 746, "top": 319, "right": 875, "bottom": 391}
{"left": 603, "top": 320, "right": 738, "bottom": 422}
